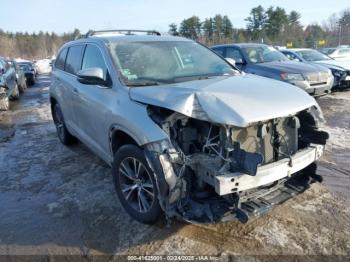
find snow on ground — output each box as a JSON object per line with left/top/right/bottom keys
{"left": 35, "top": 59, "right": 52, "bottom": 74}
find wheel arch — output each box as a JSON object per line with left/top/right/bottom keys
{"left": 50, "top": 96, "right": 57, "bottom": 112}
{"left": 109, "top": 125, "right": 140, "bottom": 156}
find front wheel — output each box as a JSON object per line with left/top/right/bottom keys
{"left": 112, "top": 144, "right": 162, "bottom": 224}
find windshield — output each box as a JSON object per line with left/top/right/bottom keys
{"left": 109, "top": 41, "right": 236, "bottom": 86}
{"left": 19, "top": 63, "right": 33, "bottom": 69}
{"left": 241, "top": 45, "right": 289, "bottom": 64}
{"left": 295, "top": 50, "right": 331, "bottom": 61}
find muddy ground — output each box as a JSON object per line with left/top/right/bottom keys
{"left": 0, "top": 75, "right": 350, "bottom": 260}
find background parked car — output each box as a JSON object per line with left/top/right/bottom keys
{"left": 318, "top": 47, "right": 336, "bottom": 56}
{"left": 324, "top": 47, "right": 350, "bottom": 61}
{"left": 18, "top": 63, "right": 36, "bottom": 86}
{"left": 281, "top": 48, "right": 350, "bottom": 90}
{"left": 6, "top": 59, "right": 27, "bottom": 93}
{"left": 211, "top": 43, "right": 333, "bottom": 96}
{"left": 0, "top": 58, "right": 20, "bottom": 110}
{"left": 32, "top": 61, "right": 39, "bottom": 76}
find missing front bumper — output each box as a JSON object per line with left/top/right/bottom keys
{"left": 214, "top": 145, "right": 324, "bottom": 195}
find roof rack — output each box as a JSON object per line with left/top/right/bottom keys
{"left": 84, "top": 29, "right": 161, "bottom": 38}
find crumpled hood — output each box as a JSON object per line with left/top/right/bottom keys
{"left": 255, "top": 61, "right": 329, "bottom": 74}
{"left": 130, "top": 74, "right": 319, "bottom": 127}
{"left": 315, "top": 60, "right": 350, "bottom": 71}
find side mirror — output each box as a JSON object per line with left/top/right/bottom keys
{"left": 77, "top": 67, "right": 109, "bottom": 86}
{"left": 225, "top": 58, "right": 236, "bottom": 66}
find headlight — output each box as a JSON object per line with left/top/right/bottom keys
{"left": 280, "top": 73, "right": 304, "bottom": 81}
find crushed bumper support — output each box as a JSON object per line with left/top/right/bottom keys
{"left": 215, "top": 145, "right": 324, "bottom": 195}
{"left": 184, "top": 164, "right": 321, "bottom": 224}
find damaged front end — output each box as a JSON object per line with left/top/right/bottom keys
{"left": 144, "top": 105, "right": 328, "bottom": 224}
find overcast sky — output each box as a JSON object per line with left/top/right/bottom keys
{"left": 1, "top": 0, "right": 349, "bottom": 34}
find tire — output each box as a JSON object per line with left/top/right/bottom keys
{"left": 112, "top": 144, "right": 162, "bottom": 224}
{"left": 10, "top": 84, "right": 19, "bottom": 100}
{"left": 52, "top": 103, "right": 76, "bottom": 145}
{"left": 27, "top": 78, "right": 34, "bottom": 86}
{"left": 0, "top": 95, "right": 9, "bottom": 111}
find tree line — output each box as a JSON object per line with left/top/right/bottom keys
{"left": 169, "top": 5, "right": 350, "bottom": 48}
{"left": 0, "top": 29, "right": 81, "bottom": 60}
{"left": 0, "top": 5, "right": 349, "bottom": 60}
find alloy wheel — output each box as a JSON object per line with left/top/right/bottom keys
{"left": 119, "top": 157, "right": 155, "bottom": 213}
{"left": 54, "top": 106, "right": 65, "bottom": 141}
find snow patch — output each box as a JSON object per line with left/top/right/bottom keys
{"left": 323, "top": 126, "right": 350, "bottom": 149}
{"left": 35, "top": 59, "right": 52, "bottom": 74}
{"left": 253, "top": 220, "right": 291, "bottom": 247}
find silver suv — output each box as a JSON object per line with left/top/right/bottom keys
{"left": 50, "top": 30, "right": 328, "bottom": 224}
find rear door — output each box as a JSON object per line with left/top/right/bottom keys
{"left": 55, "top": 45, "right": 84, "bottom": 132}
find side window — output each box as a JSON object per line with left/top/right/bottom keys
{"left": 226, "top": 48, "right": 244, "bottom": 62}
{"left": 284, "top": 52, "right": 299, "bottom": 61}
{"left": 82, "top": 45, "right": 108, "bottom": 78}
{"left": 283, "top": 52, "right": 292, "bottom": 60}
{"left": 65, "top": 45, "right": 84, "bottom": 75}
{"left": 212, "top": 48, "right": 224, "bottom": 57}
{"left": 55, "top": 48, "right": 68, "bottom": 71}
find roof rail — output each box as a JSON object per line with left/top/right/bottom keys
{"left": 84, "top": 30, "right": 161, "bottom": 38}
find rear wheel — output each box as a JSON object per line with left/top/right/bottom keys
{"left": 112, "top": 144, "right": 162, "bottom": 224}
{"left": 52, "top": 103, "right": 76, "bottom": 145}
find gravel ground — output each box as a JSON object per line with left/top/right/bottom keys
{"left": 0, "top": 75, "right": 350, "bottom": 260}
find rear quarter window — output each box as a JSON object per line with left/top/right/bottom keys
{"left": 55, "top": 48, "right": 68, "bottom": 71}
{"left": 65, "top": 45, "right": 84, "bottom": 75}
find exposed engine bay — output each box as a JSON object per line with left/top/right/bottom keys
{"left": 145, "top": 105, "right": 329, "bottom": 223}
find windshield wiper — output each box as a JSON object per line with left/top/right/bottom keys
{"left": 126, "top": 81, "right": 160, "bottom": 87}
{"left": 172, "top": 73, "right": 230, "bottom": 83}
